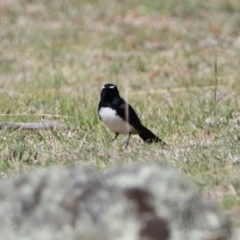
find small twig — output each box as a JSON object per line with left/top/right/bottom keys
{"left": 213, "top": 58, "right": 219, "bottom": 122}
{"left": 0, "top": 113, "right": 66, "bottom": 118}
{"left": 0, "top": 122, "right": 68, "bottom": 130}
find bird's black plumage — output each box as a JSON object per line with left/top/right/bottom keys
{"left": 98, "top": 83, "right": 166, "bottom": 147}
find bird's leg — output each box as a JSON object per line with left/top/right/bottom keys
{"left": 124, "top": 132, "right": 132, "bottom": 148}
{"left": 111, "top": 133, "right": 119, "bottom": 142}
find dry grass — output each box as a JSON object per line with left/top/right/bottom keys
{"left": 0, "top": 0, "right": 240, "bottom": 230}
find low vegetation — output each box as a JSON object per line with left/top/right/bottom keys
{"left": 0, "top": 0, "right": 240, "bottom": 229}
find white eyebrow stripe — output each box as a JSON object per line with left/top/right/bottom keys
{"left": 102, "top": 85, "right": 116, "bottom": 89}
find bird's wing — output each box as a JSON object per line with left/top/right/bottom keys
{"left": 115, "top": 98, "right": 143, "bottom": 130}
{"left": 113, "top": 98, "right": 166, "bottom": 145}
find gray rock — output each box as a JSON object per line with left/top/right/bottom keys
{"left": 0, "top": 162, "right": 231, "bottom": 240}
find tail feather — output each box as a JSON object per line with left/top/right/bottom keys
{"left": 138, "top": 125, "right": 166, "bottom": 146}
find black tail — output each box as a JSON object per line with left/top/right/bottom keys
{"left": 138, "top": 125, "right": 166, "bottom": 146}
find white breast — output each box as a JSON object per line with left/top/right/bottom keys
{"left": 99, "top": 107, "right": 138, "bottom": 134}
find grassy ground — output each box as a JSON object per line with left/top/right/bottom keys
{"left": 0, "top": 0, "right": 240, "bottom": 230}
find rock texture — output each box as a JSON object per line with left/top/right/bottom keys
{"left": 0, "top": 162, "right": 231, "bottom": 240}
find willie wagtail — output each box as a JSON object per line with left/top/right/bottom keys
{"left": 98, "top": 83, "right": 166, "bottom": 147}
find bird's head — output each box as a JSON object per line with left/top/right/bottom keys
{"left": 100, "top": 83, "right": 120, "bottom": 100}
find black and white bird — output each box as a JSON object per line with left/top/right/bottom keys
{"left": 98, "top": 83, "right": 166, "bottom": 147}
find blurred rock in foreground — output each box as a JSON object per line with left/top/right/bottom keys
{"left": 0, "top": 162, "right": 231, "bottom": 240}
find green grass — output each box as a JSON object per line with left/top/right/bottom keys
{"left": 0, "top": 0, "right": 240, "bottom": 230}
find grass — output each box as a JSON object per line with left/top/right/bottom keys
{"left": 0, "top": 0, "right": 240, "bottom": 231}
